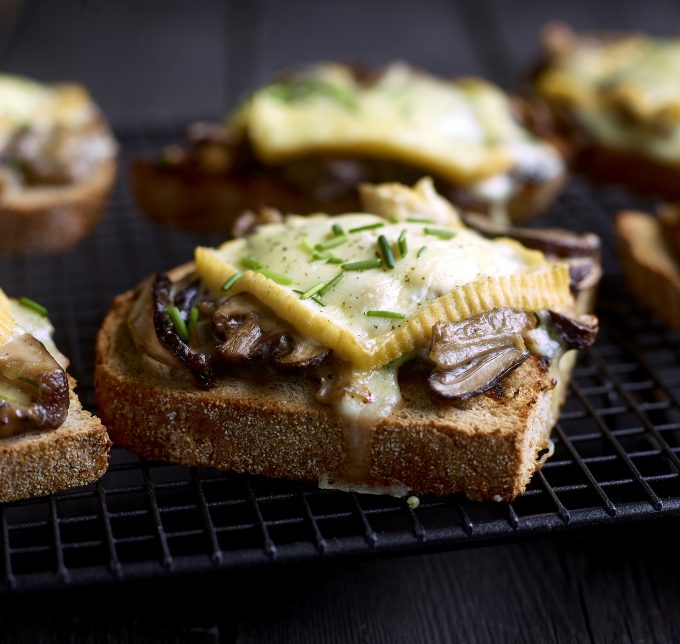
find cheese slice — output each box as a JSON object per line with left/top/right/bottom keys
{"left": 196, "top": 212, "right": 572, "bottom": 370}
{"left": 0, "top": 74, "right": 93, "bottom": 148}
{"left": 239, "top": 63, "right": 559, "bottom": 185}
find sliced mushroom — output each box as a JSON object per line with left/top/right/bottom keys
{"left": 231, "top": 207, "right": 284, "bottom": 238}
{"left": 461, "top": 212, "right": 601, "bottom": 260}
{"left": 430, "top": 309, "right": 536, "bottom": 369}
{"left": 152, "top": 273, "right": 215, "bottom": 389}
{"left": 0, "top": 333, "right": 69, "bottom": 435}
{"left": 429, "top": 345, "right": 529, "bottom": 400}
{"left": 547, "top": 311, "right": 599, "bottom": 350}
{"left": 212, "top": 294, "right": 330, "bottom": 368}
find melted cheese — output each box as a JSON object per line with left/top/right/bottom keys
{"left": 196, "top": 214, "right": 572, "bottom": 370}
{"left": 537, "top": 35, "right": 680, "bottom": 160}
{"left": 0, "top": 74, "right": 94, "bottom": 149}
{"left": 239, "top": 63, "right": 563, "bottom": 187}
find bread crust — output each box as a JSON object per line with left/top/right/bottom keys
{"left": 95, "top": 290, "right": 574, "bottom": 500}
{"left": 0, "top": 158, "right": 117, "bottom": 255}
{"left": 0, "top": 382, "right": 111, "bottom": 503}
{"left": 617, "top": 210, "right": 680, "bottom": 333}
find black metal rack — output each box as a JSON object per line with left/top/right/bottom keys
{"left": 0, "top": 126, "right": 679, "bottom": 595}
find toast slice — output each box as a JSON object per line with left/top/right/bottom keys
{"left": 0, "top": 74, "right": 117, "bottom": 255}
{"left": 0, "top": 294, "right": 111, "bottom": 502}
{"left": 617, "top": 210, "right": 680, "bottom": 333}
{"left": 533, "top": 24, "right": 680, "bottom": 199}
{"left": 132, "top": 64, "right": 566, "bottom": 233}
{"left": 95, "top": 288, "right": 568, "bottom": 500}
{"left": 0, "top": 158, "right": 117, "bottom": 255}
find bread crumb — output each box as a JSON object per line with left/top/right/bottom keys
{"left": 406, "top": 495, "right": 420, "bottom": 509}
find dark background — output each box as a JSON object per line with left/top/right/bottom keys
{"left": 2, "top": 0, "right": 680, "bottom": 642}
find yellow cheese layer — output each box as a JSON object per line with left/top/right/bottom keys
{"left": 196, "top": 212, "right": 572, "bottom": 370}
{"left": 0, "top": 74, "right": 93, "bottom": 145}
{"left": 237, "top": 63, "right": 561, "bottom": 185}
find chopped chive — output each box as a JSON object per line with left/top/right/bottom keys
{"left": 325, "top": 255, "right": 345, "bottom": 264}
{"left": 332, "top": 223, "right": 345, "bottom": 237}
{"left": 365, "top": 310, "right": 406, "bottom": 319}
{"left": 18, "top": 296, "right": 48, "bottom": 317}
{"left": 342, "top": 258, "right": 382, "bottom": 271}
{"left": 167, "top": 306, "right": 189, "bottom": 342}
{"left": 259, "top": 268, "right": 295, "bottom": 285}
{"left": 417, "top": 245, "right": 427, "bottom": 258}
{"left": 220, "top": 271, "right": 243, "bottom": 292}
{"left": 318, "top": 272, "right": 345, "bottom": 296}
{"left": 406, "top": 217, "right": 435, "bottom": 224}
{"left": 312, "top": 250, "right": 344, "bottom": 264}
{"left": 300, "top": 281, "right": 326, "bottom": 300}
{"left": 315, "top": 235, "right": 348, "bottom": 251}
{"left": 390, "top": 214, "right": 400, "bottom": 223}
{"left": 348, "top": 222, "right": 385, "bottom": 234}
{"left": 241, "top": 256, "right": 263, "bottom": 270}
{"left": 424, "top": 227, "right": 457, "bottom": 240}
{"left": 17, "top": 375, "right": 38, "bottom": 387}
{"left": 377, "top": 234, "right": 395, "bottom": 269}
{"left": 398, "top": 230, "right": 408, "bottom": 257}
{"left": 187, "top": 306, "right": 199, "bottom": 337}
{"left": 300, "top": 237, "right": 316, "bottom": 255}
{"left": 293, "top": 289, "right": 326, "bottom": 306}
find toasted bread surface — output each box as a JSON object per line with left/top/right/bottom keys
{"left": 617, "top": 210, "right": 680, "bottom": 333}
{"left": 0, "top": 158, "right": 117, "bottom": 255}
{"left": 95, "top": 289, "right": 571, "bottom": 500}
{"left": 0, "top": 382, "right": 111, "bottom": 503}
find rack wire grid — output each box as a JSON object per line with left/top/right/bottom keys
{"left": 0, "top": 125, "right": 678, "bottom": 594}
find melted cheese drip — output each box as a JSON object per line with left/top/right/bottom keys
{"left": 240, "top": 63, "right": 563, "bottom": 192}
{"left": 316, "top": 360, "right": 404, "bottom": 490}
{"left": 0, "top": 74, "right": 93, "bottom": 149}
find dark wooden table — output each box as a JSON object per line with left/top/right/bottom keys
{"left": 2, "top": 0, "right": 680, "bottom": 641}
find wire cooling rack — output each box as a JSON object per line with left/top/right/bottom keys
{"left": 0, "top": 126, "right": 678, "bottom": 594}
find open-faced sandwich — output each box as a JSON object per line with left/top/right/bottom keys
{"left": 96, "top": 179, "right": 599, "bottom": 500}
{"left": 0, "top": 73, "right": 117, "bottom": 255}
{"left": 0, "top": 289, "right": 110, "bottom": 501}
{"left": 534, "top": 24, "right": 680, "bottom": 199}
{"left": 617, "top": 207, "right": 680, "bottom": 333}
{"left": 132, "top": 63, "right": 566, "bottom": 234}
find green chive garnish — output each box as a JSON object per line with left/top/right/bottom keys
{"left": 398, "top": 230, "right": 408, "bottom": 258}
{"left": 167, "top": 306, "right": 189, "bottom": 342}
{"left": 17, "top": 375, "right": 38, "bottom": 388}
{"left": 312, "top": 250, "right": 345, "bottom": 264}
{"left": 300, "top": 237, "right": 316, "bottom": 255}
{"left": 315, "top": 235, "right": 348, "bottom": 251}
{"left": 390, "top": 214, "right": 400, "bottom": 223}
{"left": 406, "top": 217, "right": 435, "bottom": 224}
{"left": 377, "top": 235, "right": 395, "bottom": 269}
{"left": 325, "top": 255, "right": 345, "bottom": 264}
{"left": 365, "top": 310, "right": 406, "bottom": 319}
{"left": 18, "top": 297, "right": 48, "bottom": 317}
{"left": 187, "top": 306, "right": 199, "bottom": 337}
{"left": 221, "top": 272, "right": 243, "bottom": 292}
{"left": 342, "top": 258, "right": 382, "bottom": 271}
{"left": 417, "top": 246, "right": 427, "bottom": 258}
{"left": 349, "top": 222, "right": 385, "bottom": 233}
{"left": 293, "top": 290, "right": 326, "bottom": 306}
{"left": 300, "top": 282, "right": 326, "bottom": 300}
{"left": 259, "top": 269, "right": 295, "bottom": 285}
{"left": 332, "top": 223, "right": 345, "bottom": 237}
{"left": 424, "top": 227, "right": 457, "bottom": 240}
{"left": 318, "top": 272, "right": 345, "bottom": 296}
{"left": 241, "top": 256, "right": 263, "bottom": 270}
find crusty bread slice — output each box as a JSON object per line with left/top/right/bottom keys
{"left": 95, "top": 289, "right": 573, "bottom": 501}
{"left": 617, "top": 210, "right": 680, "bottom": 333}
{"left": 0, "top": 158, "right": 117, "bottom": 256}
{"left": 0, "top": 378, "right": 111, "bottom": 503}
{"left": 131, "top": 158, "right": 567, "bottom": 234}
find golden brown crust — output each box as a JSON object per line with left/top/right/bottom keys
{"left": 0, "top": 158, "right": 117, "bottom": 256}
{"left": 617, "top": 210, "right": 680, "bottom": 333}
{"left": 0, "top": 383, "right": 111, "bottom": 503}
{"left": 95, "top": 289, "right": 575, "bottom": 500}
